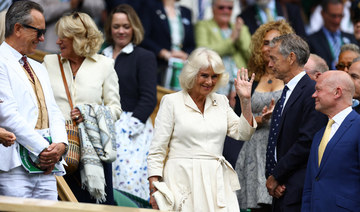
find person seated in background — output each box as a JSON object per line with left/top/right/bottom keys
{"left": 336, "top": 43, "right": 360, "bottom": 72}
{"left": 195, "top": 0, "right": 252, "bottom": 107}
{"left": 178, "top": 0, "right": 241, "bottom": 23}
{"left": 140, "top": 0, "right": 195, "bottom": 85}
{"left": 304, "top": 53, "right": 329, "bottom": 81}
{"left": 239, "top": 0, "right": 306, "bottom": 38}
{"left": 0, "top": 128, "right": 16, "bottom": 147}
{"left": 307, "top": 0, "right": 353, "bottom": 35}
{"left": 307, "top": 0, "right": 357, "bottom": 70}
{"left": 102, "top": 4, "right": 157, "bottom": 204}
{"left": 42, "top": 12, "right": 122, "bottom": 205}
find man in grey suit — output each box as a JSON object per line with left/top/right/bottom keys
{"left": 0, "top": 1, "right": 68, "bottom": 200}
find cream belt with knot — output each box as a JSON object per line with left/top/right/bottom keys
{"left": 168, "top": 153, "right": 240, "bottom": 208}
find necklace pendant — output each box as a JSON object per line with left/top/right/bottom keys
{"left": 268, "top": 79, "right": 272, "bottom": 84}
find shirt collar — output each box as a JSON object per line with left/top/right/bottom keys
{"left": 285, "top": 71, "right": 306, "bottom": 92}
{"left": 121, "top": 43, "right": 134, "bottom": 54}
{"left": 332, "top": 106, "right": 352, "bottom": 126}
{"left": 4, "top": 41, "right": 24, "bottom": 63}
{"left": 60, "top": 53, "right": 98, "bottom": 63}
{"left": 322, "top": 26, "right": 341, "bottom": 38}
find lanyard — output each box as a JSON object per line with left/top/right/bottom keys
{"left": 255, "top": 6, "right": 278, "bottom": 24}
{"left": 166, "top": 7, "right": 184, "bottom": 50}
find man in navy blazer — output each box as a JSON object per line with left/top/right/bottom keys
{"left": 302, "top": 71, "right": 360, "bottom": 211}
{"left": 307, "top": 0, "right": 357, "bottom": 70}
{"left": 265, "top": 33, "right": 327, "bottom": 212}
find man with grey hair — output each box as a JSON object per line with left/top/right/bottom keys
{"left": 0, "top": 1, "right": 68, "bottom": 200}
{"left": 304, "top": 53, "right": 329, "bottom": 81}
{"left": 302, "top": 71, "right": 360, "bottom": 211}
{"left": 308, "top": 0, "right": 357, "bottom": 70}
{"left": 265, "top": 33, "right": 327, "bottom": 211}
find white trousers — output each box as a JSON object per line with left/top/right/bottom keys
{"left": 0, "top": 166, "right": 57, "bottom": 200}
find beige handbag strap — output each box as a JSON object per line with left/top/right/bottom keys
{"left": 58, "top": 54, "right": 77, "bottom": 126}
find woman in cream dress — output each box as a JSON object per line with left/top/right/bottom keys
{"left": 43, "top": 12, "right": 121, "bottom": 204}
{"left": 147, "top": 47, "right": 257, "bottom": 211}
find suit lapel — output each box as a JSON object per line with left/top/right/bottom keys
{"left": 0, "top": 45, "right": 37, "bottom": 106}
{"left": 319, "top": 30, "right": 335, "bottom": 61}
{"left": 317, "top": 111, "right": 357, "bottom": 173}
{"left": 183, "top": 91, "right": 214, "bottom": 114}
{"left": 156, "top": 2, "right": 170, "bottom": 37}
{"left": 278, "top": 74, "right": 308, "bottom": 133}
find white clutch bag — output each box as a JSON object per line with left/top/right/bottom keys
{"left": 152, "top": 181, "right": 175, "bottom": 211}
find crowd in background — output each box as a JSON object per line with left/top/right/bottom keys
{"left": 1, "top": 0, "right": 360, "bottom": 212}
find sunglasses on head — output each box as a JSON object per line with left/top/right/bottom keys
{"left": 217, "top": 5, "right": 233, "bottom": 10}
{"left": 22, "top": 24, "right": 46, "bottom": 38}
{"left": 72, "top": 12, "right": 88, "bottom": 38}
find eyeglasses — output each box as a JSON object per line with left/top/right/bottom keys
{"left": 335, "top": 62, "right": 352, "bottom": 70}
{"left": 325, "top": 11, "right": 344, "bottom": 19}
{"left": 22, "top": 24, "right": 46, "bottom": 38}
{"left": 217, "top": 5, "right": 233, "bottom": 11}
{"left": 72, "top": 12, "right": 88, "bottom": 38}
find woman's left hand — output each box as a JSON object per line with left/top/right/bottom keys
{"left": 71, "top": 108, "right": 83, "bottom": 123}
{"left": 234, "top": 67, "right": 255, "bottom": 99}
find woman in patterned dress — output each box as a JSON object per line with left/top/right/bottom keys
{"left": 102, "top": 4, "right": 157, "bottom": 203}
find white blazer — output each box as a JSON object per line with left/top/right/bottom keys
{"left": 0, "top": 42, "right": 67, "bottom": 172}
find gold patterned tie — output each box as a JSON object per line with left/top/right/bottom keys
{"left": 264, "top": 8, "right": 273, "bottom": 22}
{"left": 318, "top": 119, "right": 335, "bottom": 166}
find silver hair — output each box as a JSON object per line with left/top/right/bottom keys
{"left": 179, "top": 47, "right": 229, "bottom": 92}
{"left": 340, "top": 43, "right": 360, "bottom": 55}
{"left": 310, "top": 53, "right": 329, "bottom": 73}
{"left": 270, "top": 33, "right": 310, "bottom": 66}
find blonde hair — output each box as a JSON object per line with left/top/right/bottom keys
{"left": 55, "top": 12, "right": 103, "bottom": 57}
{"left": 179, "top": 47, "right": 229, "bottom": 92}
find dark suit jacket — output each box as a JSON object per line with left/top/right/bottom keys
{"left": 307, "top": 29, "right": 357, "bottom": 69}
{"left": 114, "top": 46, "right": 157, "bottom": 123}
{"left": 139, "top": 0, "right": 195, "bottom": 81}
{"left": 104, "top": 0, "right": 146, "bottom": 14}
{"left": 240, "top": 1, "right": 306, "bottom": 38}
{"left": 354, "top": 104, "right": 360, "bottom": 114}
{"left": 302, "top": 110, "right": 360, "bottom": 212}
{"left": 271, "top": 74, "right": 327, "bottom": 211}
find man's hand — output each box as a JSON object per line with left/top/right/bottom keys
{"left": 0, "top": 128, "right": 16, "bottom": 147}
{"left": 266, "top": 175, "right": 279, "bottom": 197}
{"left": 38, "top": 143, "right": 66, "bottom": 174}
{"left": 274, "top": 184, "right": 286, "bottom": 198}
